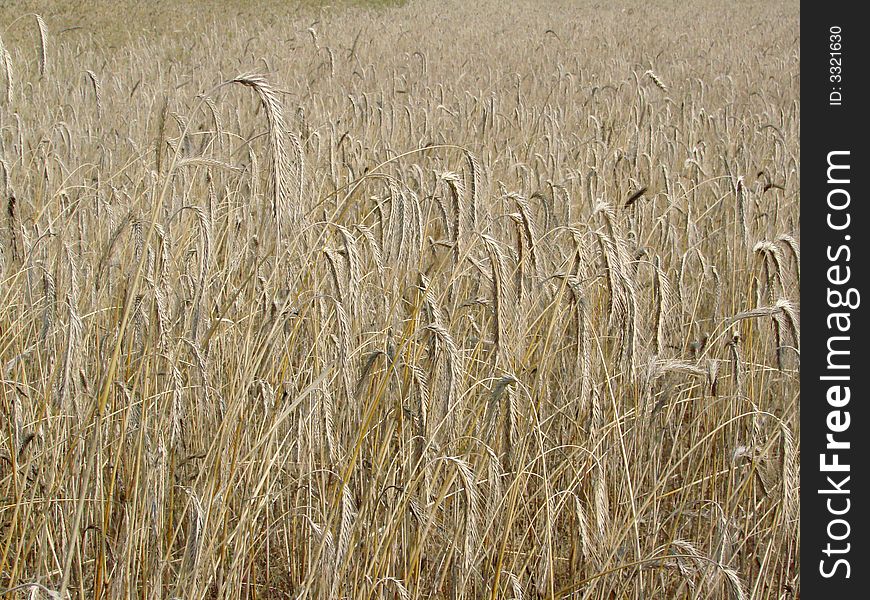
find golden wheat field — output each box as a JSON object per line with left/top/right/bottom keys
{"left": 0, "top": 0, "right": 800, "bottom": 598}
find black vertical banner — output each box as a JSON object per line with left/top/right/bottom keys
{"left": 802, "top": 3, "right": 868, "bottom": 597}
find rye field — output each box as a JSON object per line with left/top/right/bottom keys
{"left": 0, "top": 1, "right": 799, "bottom": 598}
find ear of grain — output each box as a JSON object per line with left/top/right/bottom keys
{"left": 33, "top": 15, "right": 48, "bottom": 76}
{"left": 643, "top": 69, "right": 668, "bottom": 92}
{"left": 464, "top": 149, "right": 481, "bottom": 233}
{"left": 779, "top": 422, "right": 798, "bottom": 531}
{"left": 230, "top": 74, "right": 291, "bottom": 226}
{"left": 1, "top": 42, "right": 14, "bottom": 103}
{"left": 85, "top": 69, "right": 102, "bottom": 113}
